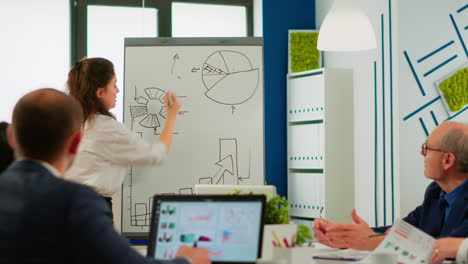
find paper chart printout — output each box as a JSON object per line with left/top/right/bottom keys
{"left": 374, "top": 219, "right": 435, "bottom": 264}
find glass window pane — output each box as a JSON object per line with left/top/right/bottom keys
{"left": 0, "top": 0, "right": 69, "bottom": 122}
{"left": 172, "top": 2, "right": 247, "bottom": 37}
{"left": 87, "top": 5, "right": 157, "bottom": 121}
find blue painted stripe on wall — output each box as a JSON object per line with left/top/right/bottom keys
{"left": 263, "top": 0, "right": 315, "bottom": 197}
{"left": 389, "top": 0, "right": 395, "bottom": 223}
{"left": 447, "top": 107, "right": 468, "bottom": 120}
{"left": 457, "top": 4, "right": 468, "bottom": 13}
{"left": 423, "top": 55, "right": 458, "bottom": 77}
{"left": 381, "top": 14, "right": 387, "bottom": 226}
{"left": 403, "top": 51, "right": 426, "bottom": 96}
{"left": 403, "top": 96, "right": 441, "bottom": 121}
{"left": 430, "top": 110, "right": 439, "bottom": 126}
{"left": 419, "top": 118, "right": 429, "bottom": 136}
{"left": 450, "top": 14, "right": 468, "bottom": 58}
{"left": 417, "top": 41, "right": 455, "bottom": 63}
{"left": 374, "top": 60, "right": 378, "bottom": 227}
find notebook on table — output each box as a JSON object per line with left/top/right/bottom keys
{"left": 147, "top": 194, "right": 266, "bottom": 264}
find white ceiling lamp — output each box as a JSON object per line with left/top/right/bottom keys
{"left": 317, "top": 0, "right": 377, "bottom": 51}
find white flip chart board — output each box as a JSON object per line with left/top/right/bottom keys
{"left": 122, "top": 38, "right": 265, "bottom": 237}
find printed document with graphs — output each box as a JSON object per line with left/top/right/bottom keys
{"left": 371, "top": 219, "right": 435, "bottom": 264}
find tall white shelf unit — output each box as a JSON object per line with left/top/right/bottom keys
{"left": 287, "top": 68, "right": 355, "bottom": 223}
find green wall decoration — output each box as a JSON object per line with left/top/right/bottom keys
{"left": 288, "top": 30, "right": 321, "bottom": 73}
{"left": 438, "top": 67, "right": 468, "bottom": 112}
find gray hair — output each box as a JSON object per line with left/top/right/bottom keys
{"left": 440, "top": 126, "right": 468, "bottom": 173}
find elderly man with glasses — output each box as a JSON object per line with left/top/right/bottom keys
{"left": 313, "top": 121, "right": 468, "bottom": 251}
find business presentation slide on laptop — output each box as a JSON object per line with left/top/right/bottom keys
{"left": 151, "top": 200, "right": 263, "bottom": 262}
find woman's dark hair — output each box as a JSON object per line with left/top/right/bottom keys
{"left": 0, "top": 122, "right": 14, "bottom": 173}
{"left": 66, "top": 57, "right": 115, "bottom": 122}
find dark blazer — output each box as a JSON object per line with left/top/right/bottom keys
{"left": 373, "top": 181, "right": 468, "bottom": 237}
{"left": 0, "top": 160, "right": 188, "bottom": 264}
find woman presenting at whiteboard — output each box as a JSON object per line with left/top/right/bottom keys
{"left": 64, "top": 57, "right": 181, "bottom": 218}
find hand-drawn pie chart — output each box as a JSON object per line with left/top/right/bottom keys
{"left": 202, "top": 50, "right": 259, "bottom": 105}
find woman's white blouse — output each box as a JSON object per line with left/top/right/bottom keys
{"left": 64, "top": 114, "right": 167, "bottom": 197}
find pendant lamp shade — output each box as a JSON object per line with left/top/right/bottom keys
{"left": 317, "top": 0, "right": 377, "bottom": 51}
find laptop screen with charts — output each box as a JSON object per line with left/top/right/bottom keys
{"left": 147, "top": 195, "right": 266, "bottom": 264}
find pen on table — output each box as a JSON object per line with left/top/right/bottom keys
{"left": 368, "top": 233, "right": 385, "bottom": 238}
{"left": 313, "top": 256, "right": 362, "bottom": 261}
{"left": 272, "top": 231, "right": 284, "bottom": 248}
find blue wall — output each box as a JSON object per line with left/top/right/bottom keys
{"left": 263, "top": 0, "right": 315, "bottom": 197}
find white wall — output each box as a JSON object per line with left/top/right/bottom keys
{"left": 315, "top": 0, "right": 468, "bottom": 227}
{"left": 397, "top": 0, "right": 467, "bottom": 215}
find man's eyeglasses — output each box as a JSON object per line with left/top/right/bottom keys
{"left": 421, "top": 142, "right": 445, "bottom": 156}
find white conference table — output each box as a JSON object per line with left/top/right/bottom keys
{"left": 133, "top": 243, "right": 458, "bottom": 264}
{"left": 133, "top": 243, "right": 368, "bottom": 264}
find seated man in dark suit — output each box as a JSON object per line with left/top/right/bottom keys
{"left": 313, "top": 121, "right": 468, "bottom": 250}
{"left": 0, "top": 88, "right": 210, "bottom": 264}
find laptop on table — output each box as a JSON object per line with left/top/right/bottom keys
{"left": 147, "top": 194, "right": 266, "bottom": 264}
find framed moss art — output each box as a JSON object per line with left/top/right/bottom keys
{"left": 434, "top": 63, "right": 468, "bottom": 115}
{"left": 288, "top": 30, "right": 321, "bottom": 73}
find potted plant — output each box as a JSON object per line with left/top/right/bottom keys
{"left": 230, "top": 189, "right": 313, "bottom": 259}
{"left": 261, "top": 195, "right": 313, "bottom": 260}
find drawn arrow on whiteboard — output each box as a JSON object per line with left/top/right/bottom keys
{"left": 171, "top": 54, "right": 180, "bottom": 74}
{"left": 238, "top": 177, "right": 249, "bottom": 181}
{"left": 212, "top": 155, "right": 234, "bottom": 184}
{"left": 238, "top": 148, "right": 251, "bottom": 182}
{"left": 134, "top": 85, "right": 138, "bottom": 101}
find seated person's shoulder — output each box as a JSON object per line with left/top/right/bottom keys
{"left": 60, "top": 179, "right": 109, "bottom": 210}
{"left": 41, "top": 174, "right": 103, "bottom": 209}
{"left": 424, "top": 181, "right": 441, "bottom": 197}
{"left": 56, "top": 177, "right": 102, "bottom": 203}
